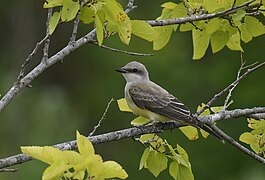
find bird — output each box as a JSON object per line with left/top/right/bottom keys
{"left": 116, "top": 61, "right": 224, "bottom": 142}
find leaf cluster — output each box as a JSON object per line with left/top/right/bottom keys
{"left": 240, "top": 118, "right": 265, "bottom": 157}
{"left": 21, "top": 131, "right": 128, "bottom": 180}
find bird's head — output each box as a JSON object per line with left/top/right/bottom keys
{"left": 116, "top": 61, "right": 150, "bottom": 83}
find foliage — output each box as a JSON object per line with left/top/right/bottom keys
{"left": 240, "top": 118, "right": 265, "bottom": 157}
{"left": 44, "top": 0, "right": 265, "bottom": 59}
{"left": 21, "top": 131, "right": 128, "bottom": 180}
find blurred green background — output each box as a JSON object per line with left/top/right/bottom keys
{"left": 0, "top": 0, "right": 265, "bottom": 179}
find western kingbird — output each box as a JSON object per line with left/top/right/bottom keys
{"left": 116, "top": 61, "right": 224, "bottom": 142}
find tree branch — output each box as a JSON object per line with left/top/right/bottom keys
{"left": 209, "top": 124, "right": 265, "bottom": 164}
{"left": 92, "top": 43, "right": 153, "bottom": 56}
{"left": 1, "top": 106, "right": 265, "bottom": 169}
{"left": 146, "top": 0, "right": 257, "bottom": 26}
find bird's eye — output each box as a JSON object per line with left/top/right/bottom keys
{"left": 132, "top": 68, "right": 138, "bottom": 73}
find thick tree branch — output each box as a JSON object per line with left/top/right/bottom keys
{"left": 1, "top": 106, "right": 265, "bottom": 169}
{"left": 146, "top": 0, "right": 257, "bottom": 26}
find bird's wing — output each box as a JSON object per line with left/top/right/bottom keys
{"left": 128, "top": 82, "right": 191, "bottom": 122}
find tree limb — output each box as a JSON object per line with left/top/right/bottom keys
{"left": 1, "top": 106, "right": 265, "bottom": 169}
{"left": 146, "top": 0, "right": 257, "bottom": 26}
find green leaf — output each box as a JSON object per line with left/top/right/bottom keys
{"left": 95, "top": 12, "right": 104, "bottom": 45}
{"left": 131, "top": 116, "right": 150, "bottom": 126}
{"left": 61, "top": 0, "right": 80, "bottom": 22}
{"left": 239, "top": 24, "right": 252, "bottom": 43}
{"left": 102, "top": 161, "right": 128, "bottom": 179}
{"left": 48, "top": 12, "right": 61, "bottom": 35}
{"left": 43, "top": 0, "right": 63, "bottom": 8}
{"left": 131, "top": 20, "right": 159, "bottom": 42}
{"left": 247, "top": 119, "right": 265, "bottom": 130}
{"left": 139, "top": 148, "right": 151, "bottom": 170}
{"left": 192, "top": 29, "right": 210, "bottom": 59}
{"left": 146, "top": 151, "right": 168, "bottom": 177}
{"left": 245, "top": 16, "right": 265, "bottom": 37}
{"left": 103, "top": 0, "right": 131, "bottom": 45}
{"left": 79, "top": 6, "right": 95, "bottom": 24}
{"left": 153, "top": 26, "right": 173, "bottom": 50}
{"left": 210, "top": 30, "right": 229, "bottom": 53}
{"left": 239, "top": 132, "right": 259, "bottom": 145}
{"left": 117, "top": 98, "right": 132, "bottom": 112}
{"left": 169, "top": 161, "right": 194, "bottom": 180}
{"left": 179, "top": 23, "right": 194, "bottom": 32}
{"left": 205, "top": 18, "right": 222, "bottom": 35}
{"left": 179, "top": 126, "right": 199, "bottom": 140}
{"left": 226, "top": 30, "right": 243, "bottom": 51}
{"left": 76, "top": 131, "right": 95, "bottom": 158}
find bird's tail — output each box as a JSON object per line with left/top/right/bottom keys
{"left": 190, "top": 116, "right": 225, "bottom": 143}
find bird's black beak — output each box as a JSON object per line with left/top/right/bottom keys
{"left": 116, "top": 67, "right": 127, "bottom": 73}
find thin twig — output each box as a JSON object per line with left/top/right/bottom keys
{"left": 125, "top": 0, "right": 137, "bottom": 13}
{"left": 232, "top": 0, "right": 237, "bottom": 8}
{"left": 92, "top": 43, "right": 153, "bottom": 56}
{"left": 42, "top": 8, "right": 52, "bottom": 63}
{"left": 16, "top": 35, "right": 49, "bottom": 81}
{"left": 222, "top": 58, "right": 245, "bottom": 111}
{"left": 69, "top": 13, "right": 80, "bottom": 43}
{"left": 209, "top": 124, "right": 265, "bottom": 164}
{"left": 0, "top": 168, "right": 18, "bottom": 172}
{"left": 89, "top": 98, "right": 114, "bottom": 136}
{"left": 195, "top": 61, "right": 265, "bottom": 116}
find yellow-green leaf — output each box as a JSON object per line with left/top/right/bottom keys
{"left": 245, "top": 16, "right": 265, "bottom": 37}
{"left": 61, "top": 0, "right": 80, "bottom": 22}
{"left": 239, "top": 132, "right": 259, "bottom": 145}
{"left": 42, "top": 160, "right": 71, "bottom": 180}
{"left": 161, "top": 2, "right": 178, "bottom": 9}
{"left": 179, "top": 126, "right": 199, "bottom": 140}
{"left": 169, "top": 161, "right": 194, "bottom": 180}
{"left": 146, "top": 151, "right": 168, "bottom": 177}
{"left": 48, "top": 11, "right": 61, "bottom": 35}
{"left": 205, "top": 18, "right": 222, "bottom": 35}
{"left": 131, "top": 116, "right": 150, "bottom": 126}
{"left": 192, "top": 29, "right": 210, "bottom": 59}
{"left": 79, "top": 6, "right": 95, "bottom": 24}
{"left": 210, "top": 30, "right": 229, "bottom": 53}
{"left": 102, "top": 161, "right": 128, "bottom": 179}
{"left": 131, "top": 20, "right": 158, "bottom": 42}
{"left": 76, "top": 131, "right": 95, "bottom": 158}
{"left": 179, "top": 23, "right": 194, "bottom": 32}
{"left": 226, "top": 30, "right": 243, "bottom": 51}
{"left": 176, "top": 144, "right": 189, "bottom": 162}
{"left": 139, "top": 148, "right": 150, "bottom": 170}
{"left": 117, "top": 98, "right": 132, "bottom": 112}
{"left": 95, "top": 12, "right": 104, "bottom": 45}
{"left": 204, "top": 0, "right": 233, "bottom": 13}
{"left": 21, "top": 146, "right": 63, "bottom": 165}
{"left": 153, "top": 26, "right": 173, "bottom": 50}
{"left": 200, "top": 129, "right": 209, "bottom": 138}
{"left": 239, "top": 24, "right": 252, "bottom": 43}
{"left": 103, "top": 0, "right": 131, "bottom": 45}
{"left": 43, "top": 0, "right": 63, "bottom": 8}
